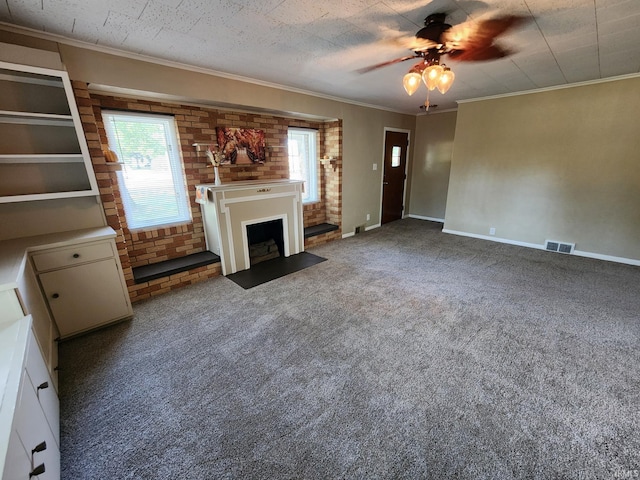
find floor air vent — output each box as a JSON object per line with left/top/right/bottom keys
{"left": 545, "top": 240, "right": 575, "bottom": 254}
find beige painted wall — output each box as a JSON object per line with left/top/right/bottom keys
{"left": 0, "top": 197, "right": 106, "bottom": 240}
{"left": 408, "top": 111, "right": 457, "bottom": 221}
{"left": 57, "top": 45, "right": 416, "bottom": 234}
{"left": 444, "top": 76, "right": 640, "bottom": 261}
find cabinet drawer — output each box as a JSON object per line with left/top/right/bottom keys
{"left": 25, "top": 332, "right": 59, "bottom": 446}
{"left": 32, "top": 241, "right": 114, "bottom": 272}
{"left": 14, "top": 374, "right": 60, "bottom": 480}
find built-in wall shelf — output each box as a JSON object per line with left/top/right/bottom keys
{"left": 0, "top": 61, "right": 99, "bottom": 203}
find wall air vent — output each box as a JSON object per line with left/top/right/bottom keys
{"left": 546, "top": 241, "right": 559, "bottom": 252}
{"left": 545, "top": 240, "right": 575, "bottom": 254}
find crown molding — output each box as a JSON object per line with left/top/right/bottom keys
{"left": 458, "top": 72, "right": 640, "bottom": 105}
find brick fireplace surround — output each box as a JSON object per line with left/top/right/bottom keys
{"left": 72, "top": 82, "right": 342, "bottom": 302}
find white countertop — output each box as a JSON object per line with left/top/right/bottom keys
{"left": 0, "top": 226, "right": 116, "bottom": 292}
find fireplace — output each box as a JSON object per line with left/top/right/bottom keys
{"left": 197, "top": 180, "right": 305, "bottom": 275}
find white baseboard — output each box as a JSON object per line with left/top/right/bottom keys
{"left": 573, "top": 250, "right": 640, "bottom": 266}
{"left": 342, "top": 223, "right": 381, "bottom": 238}
{"left": 442, "top": 229, "right": 640, "bottom": 266}
{"left": 407, "top": 214, "right": 445, "bottom": 223}
{"left": 442, "top": 229, "right": 543, "bottom": 250}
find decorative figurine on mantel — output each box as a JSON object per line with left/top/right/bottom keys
{"left": 206, "top": 146, "right": 223, "bottom": 185}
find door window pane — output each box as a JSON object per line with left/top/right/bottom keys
{"left": 391, "top": 145, "right": 401, "bottom": 167}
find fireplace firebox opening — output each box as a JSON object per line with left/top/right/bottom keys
{"left": 246, "top": 219, "right": 285, "bottom": 266}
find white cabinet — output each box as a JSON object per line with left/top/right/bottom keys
{"left": 2, "top": 228, "right": 129, "bottom": 479}
{"left": 0, "top": 61, "right": 99, "bottom": 203}
{"left": 31, "top": 239, "right": 132, "bottom": 339}
{"left": 2, "top": 325, "right": 60, "bottom": 480}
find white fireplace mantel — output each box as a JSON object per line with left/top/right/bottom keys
{"left": 196, "top": 179, "right": 305, "bottom": 275}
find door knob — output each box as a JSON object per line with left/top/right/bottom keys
{"left": 37, "top": 381, "right": 49, "bottom": 391}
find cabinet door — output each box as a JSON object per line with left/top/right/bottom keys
{"left": 38, "top": 259, "right": 131, "bottom": 338}
{"left": 17, "top": 262, "right": 56, "bottom": 384}
{"left": 2, "top": 429, "right": 31, "bottom": 480}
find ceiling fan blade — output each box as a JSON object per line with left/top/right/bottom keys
{"left": 356, "top": 55, "right": 421, "bottom": 74}
{"left": 443, "top": 14, "right": 529, "bottom": 51}
{"left": 476, "top": 14, "right": 529, "bottom": 38}
{"left": 446, "top": 44, "right": 513, "bottom": 62}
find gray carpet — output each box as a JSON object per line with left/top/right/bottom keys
{"left": 59, "top": 219, "right": 640, "bottom": 479}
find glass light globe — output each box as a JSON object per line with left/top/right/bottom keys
{"left": 403, "top": 72, "right": 422, "bottom": 96}
{"left": 437, "top": 67, "right": 455, "bottom": 94}
{"left": 422, "top": 64, "right": 444, "bottom": 91}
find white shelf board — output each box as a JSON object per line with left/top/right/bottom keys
{"left": 0, "top": 110, "right": 74, "bottom": 126}
{"left": 0, "top": 154, "right": 84, "bottom": 164}
{"left": 0, "top": 71, "right": 63, "bottom": 88}
{"left": 0, "top": 189, "right": 100, "bottom": 204}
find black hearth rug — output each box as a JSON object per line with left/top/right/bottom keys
{"left": 226, "top": 252, "right": 326, "bottom": 289}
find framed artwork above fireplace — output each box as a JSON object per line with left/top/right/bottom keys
{"left": 216, "top": 127, "right": 266, "bottom": 164}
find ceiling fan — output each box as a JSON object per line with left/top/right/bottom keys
{"left": 359, "top": 12, "right": 528, "bottom": 108}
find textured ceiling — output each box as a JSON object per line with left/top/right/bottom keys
{"left": 1, "top": 0, "right": 639, "bottom": 114}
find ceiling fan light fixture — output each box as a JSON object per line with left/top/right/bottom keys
{"left": 423, "top": 63, "right": 444, "bottom": 91}
{"left": 437, "top": 66, "right": 455, "bottom": 94}
{"left": 403, "top": 72, "right": 422, "bottom": 96}
{"left": 359, "top": 11, "right": 526, "bottom": 109}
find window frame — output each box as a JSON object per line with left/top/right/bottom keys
{"left": 287, "top": 127, "right": 319, "bottom": 204}
{"left": 102, "top": 110, "right": 191, "bottom": 231}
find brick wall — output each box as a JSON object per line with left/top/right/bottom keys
{"left": 76, "top": 87, "right": 342, "bottom": 301}
{"left": 71, "top": 82, "right": 133, "bottom": 288}
{"left": 323, "top": 120, "right": 343, "bottom": 228}
{"left": 302, "top": 120, "right": 342, "bottom": 247}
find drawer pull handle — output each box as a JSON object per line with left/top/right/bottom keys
{"left": 52, "top": 293, "right": 59, "bottom": 299}
{"left": 32, "top": 441, "right": 47, "bottom": 454}
{"left": 37, "top": 381, "right": 49, "bottom": 391}
{"left": 73, "top": 253, "right": 80, "bottom": 258}
{"left": 30, "top": 464, "right": 45, "bottom": 477}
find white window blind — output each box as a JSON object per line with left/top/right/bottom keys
{"left": 287, "top": 128, "right": 318, "bottom": 203}
{"left": 103, "top": 111, "right": 191, "bottom": 230}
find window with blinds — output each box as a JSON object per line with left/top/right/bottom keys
{"left": 287, "top": 128, "right": 318, "bottom": 203}
{"left": 102, "top": 111, "right": 191, "bottom": 230}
